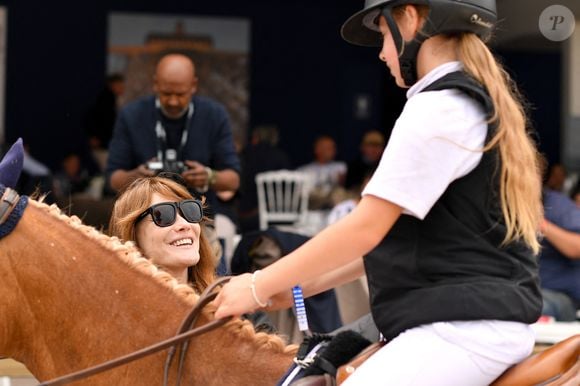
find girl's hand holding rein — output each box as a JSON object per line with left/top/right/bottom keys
{"left": 214, "top": 273, "right": 261, "bottom": 319}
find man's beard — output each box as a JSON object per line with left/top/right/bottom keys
{"left": 161, "top": 105, "right": 189, "bottom": 120}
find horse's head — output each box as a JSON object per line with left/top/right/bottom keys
{"left": 0, "top": 138, "right": 24, "bottom": 189}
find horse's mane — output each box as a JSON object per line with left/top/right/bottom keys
{"left": 28, "top": 198, "right": 297, "bottom": 355}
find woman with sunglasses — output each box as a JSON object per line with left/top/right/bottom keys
{"left": 109, "top": 175, "right": 215, "bottom": 291}
{"left": 109, "top": 174, "right": 275, "bottom": 332}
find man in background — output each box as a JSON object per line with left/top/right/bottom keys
{"left": 345, "top": 130, "right": 385, "bottom": 192}
{"left": 297, "top": 135, "right": 346, "bottom": 210}
{"left": 106, "top": 53, "right": 240, "bottom": 219}
{"left": 237, "top": 125, "right": 291, "bottom": 232}
{"left": 84, "top": 73, "right": 126, "bottom": 173}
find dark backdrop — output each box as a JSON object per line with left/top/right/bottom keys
{"left": 0, "top": 0, "right": 561, "bottom": 170}
{"left": 497, "top": 51, "right": 562, "bottom": 167}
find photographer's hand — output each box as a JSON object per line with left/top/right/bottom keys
{"left": 110, "top": 163, "right": 156, "bottom": 191}
{"left": 137, "top": 163, "right": 157, "bottom": 177}
{"left": 182, "top": 160, "right": 212, "bottom": 191}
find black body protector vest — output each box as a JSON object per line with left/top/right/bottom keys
{"left": 364, "top": 71, "right": 542, "bottom": 341}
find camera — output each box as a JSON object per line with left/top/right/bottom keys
{"left": 146, "top": 149, "right": 187, "bottom": 175}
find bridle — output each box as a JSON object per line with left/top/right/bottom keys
{"left": 0, "top": 187, "right": 233, "bottom": 386}
{"left": 0, "top": 187, "right": 24, "bottom": 238}
{"left": 39, "top": 276, "right": 232, "bottom": 386}
{"left": 0, "top": 188, "right": 19, "bottom": 223}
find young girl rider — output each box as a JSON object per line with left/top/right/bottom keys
{"left": 215, "top": 1, "right": 544, "bottom": 384}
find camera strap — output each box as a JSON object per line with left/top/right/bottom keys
{"left": 154, "top": 98, "right": 195, "bottom": 163}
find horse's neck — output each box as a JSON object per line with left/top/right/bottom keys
{"left": 0, "top": 203, "right": 295, "bottom": 385}
{"left": 183, "top": 327, "right": 295, "bottom": 385}
{"left": 1, "top": 204, "right": 191, "bottom": 381}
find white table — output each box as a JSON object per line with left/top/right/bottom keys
{"left": 531, "top": 321, "right": 580, "bottom": 344}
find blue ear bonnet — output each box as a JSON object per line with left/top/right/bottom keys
{"left": 0, "top": 138, "right": 28, "bottom": 239}
{"left": 0, "top": 138, "right": 24, "bottom": 188}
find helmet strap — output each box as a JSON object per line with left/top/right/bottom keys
{"left": 381, "top": 7, "right": 428, "bottom": 87}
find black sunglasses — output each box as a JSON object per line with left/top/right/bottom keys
{"left": 136, "top": 200, "right": 203, "bottom": 227}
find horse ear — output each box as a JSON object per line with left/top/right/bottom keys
{"left": 0, "top": 138, "right": 24, "bottom": 188}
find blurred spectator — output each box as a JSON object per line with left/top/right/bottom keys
{"left": 237, "top": 125, "right": 291, "bottom": 233}
{"left": 298, "top": 135, "right": 346, "bottom": 210}
{"left": 539, "top": 188, "right": 580, "bottom": 320}
{"left": 84, "top": 73, "right": 125, "bottom": 172}
{"left": 544, "top": 162, "right": 567, "bottom": 192}
{"left": 327, "top": 170, "right": 373, "bottom": 226}
{"left": 52, "top": 152, "right": 92, "bottom": 199}
{"left": 571, "top": 179, "right": 580, "bottom": 207}
{"left": 345, "top": 130, "right": 385, "bottom": 191}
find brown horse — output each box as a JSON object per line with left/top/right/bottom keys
{"left": 0, "top": 194, "right": 296, "bottom": 385}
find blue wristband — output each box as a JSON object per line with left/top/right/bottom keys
{"left": 292, "top": 285, "right": 310, "bottom": 334}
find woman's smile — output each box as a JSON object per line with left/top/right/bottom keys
{"left": 170, "top": 237, "right": 194, "bottom": 247}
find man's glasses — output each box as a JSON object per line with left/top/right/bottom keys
{"left": 136, "top": 200, "right": 203, "bottom": 227}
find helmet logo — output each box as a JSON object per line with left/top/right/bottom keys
{"left": 470, "top": 14, "right": 493, "bottom": 29}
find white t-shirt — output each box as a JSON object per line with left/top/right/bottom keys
{"left": 362, "top": 61, "right": 487, "bottom": 219}
{"left": 298, "top": 161, "right": 347, "bottom": 193}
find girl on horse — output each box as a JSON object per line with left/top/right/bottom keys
{"left": 215, "top": 0, "right": 544, "bottom": 384}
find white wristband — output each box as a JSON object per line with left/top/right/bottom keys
{"left": 250, "top": 270, "right": 269, "bottom": 308}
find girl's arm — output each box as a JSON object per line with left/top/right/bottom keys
{"left": 214, "top": 195, "right": 402, "bottom": 318}
{"left": 266, "top": 258, "right": 366, "bottom": 311}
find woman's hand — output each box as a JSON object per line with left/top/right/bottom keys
{"left": 214, "top": 273, "right": 265, "bottom": 319}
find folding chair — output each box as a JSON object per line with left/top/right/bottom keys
{"left": 255, "top": 170, "right": 311, "bottom": 234}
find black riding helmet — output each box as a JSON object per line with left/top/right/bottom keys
{"left": 341, "top": 0, "right": 497, "bottom": 86}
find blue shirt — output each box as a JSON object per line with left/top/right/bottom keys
{"left": 540, "top": 189, "right": 580, "bottom": 303}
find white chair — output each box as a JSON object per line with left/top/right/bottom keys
{"left": 255, "top": 170, "right": 311, "bottom": 234}
{"left": 214, "top": 213, "right": 238, "bottom": 273}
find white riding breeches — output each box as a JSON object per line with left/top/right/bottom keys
{"left": 341, "top": 320, "right": 535, "bottom": 386}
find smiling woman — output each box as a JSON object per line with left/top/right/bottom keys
{"left": 109, "top": 174, "right": 276, "bottom": 332}
{"left": 109, "top": 174, "right": 216, "bottom": 292}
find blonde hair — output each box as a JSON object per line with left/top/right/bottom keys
{"left": 457, "top": 34, "right": 542, "bottom": 254}
{"left": 394, "top": 5, "right": 543, "bottom": 253}
{"left": 109, "top": 176, "right": 216, "bottom": 292}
